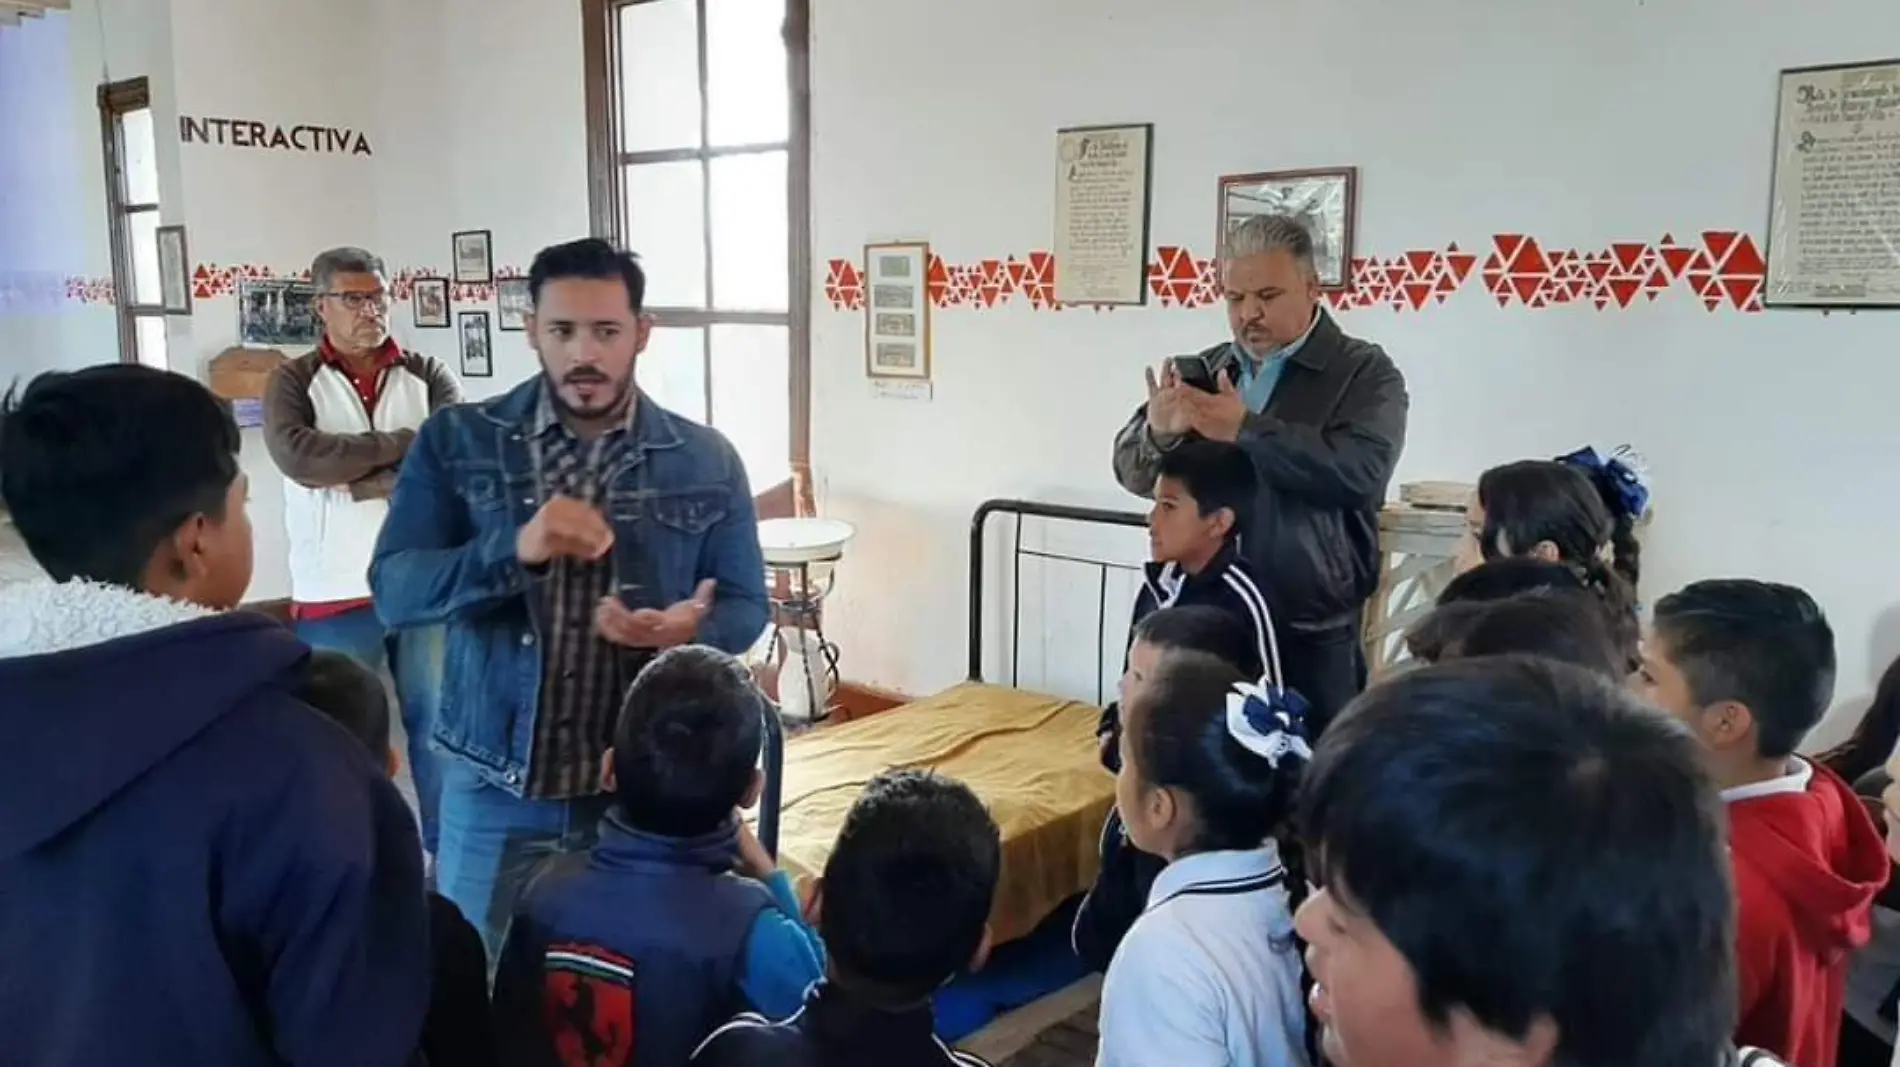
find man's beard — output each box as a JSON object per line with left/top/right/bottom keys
{"left": 329, "top": 323, "right": 388, "bottom": 353}
{"left": 1234, "top": 330, "right": 1276, "bottom": 362}
{"left": 544, "top": 367, "right": 634, "bottom": 421}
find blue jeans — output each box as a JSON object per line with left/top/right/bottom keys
{"left": 436, "top": 759, "right": 614, "bottom": 962}
{"left": 295, "top": 607, "right": 445, "bottom": 853}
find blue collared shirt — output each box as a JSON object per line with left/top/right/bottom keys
{"left": 1232, "top": 309, "right": 1321, "bottom": 414}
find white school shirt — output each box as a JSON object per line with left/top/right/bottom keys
{"left": 1096, "top": 842, "right": 1309, "bottom": 1067}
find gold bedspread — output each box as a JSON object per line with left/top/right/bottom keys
{"left": 775, "top": 682, "right": 1116, "bottom": 945}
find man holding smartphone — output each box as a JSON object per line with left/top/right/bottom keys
{"left": 370, "top": 238, "right": 769, "bottom": 955}
{"left": 1111, "top": 214, "right": 1408, "bottom": 737}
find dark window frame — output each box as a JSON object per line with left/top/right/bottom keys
{"left": 97, "top": 76, "right": 164, "bottom": 367}
{"left": 581, "top": 0, "right": 812, "bottom": 513}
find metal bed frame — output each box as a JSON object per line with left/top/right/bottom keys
{"left": 759, "top": 497, "right": 1147, "bottom": 858}
{"left": 968, "top": 498, "right": 1149, "bottom": 706}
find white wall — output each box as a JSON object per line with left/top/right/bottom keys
{"left": 0, "top": 5, "right": 146, "bottom": 382}
{"left": 807, "top": 0, "right": 1900, "bottom": 741}
{"left": 161, "top": 0, "right": 393, "bottom": 600}
{"left": 145, "top": 0, "right": 585, "bottom": 599}
{"left": 0, "top": 12, "right": 83, "bottom": 380}
{"left": 14, "top": 0, "right": 1900, "bottom": 743}
{"left": 5, "top": 0, "right": 577, "bottom": 600}
{"left": 373, "top": 0, "right": 591, "bottom": 398}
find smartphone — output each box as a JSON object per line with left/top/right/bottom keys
{"left": 1168, "top": 354, "right": 1220, "bottom": 393}
{"left": 613, "top": 535, "right": 660, "bottom": 613}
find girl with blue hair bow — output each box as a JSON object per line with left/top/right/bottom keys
{"left": 1455, "top": 445, "right": 1649, "bottom": 667}
{"left": 1096, "top": 654, "right": 1313, "bottom": 1067}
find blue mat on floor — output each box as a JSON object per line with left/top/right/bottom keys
{"left": 934, "top": 897, "right": 1090, "bottom": 1042}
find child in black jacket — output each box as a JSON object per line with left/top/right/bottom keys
{"left": 1076, "top": 441, "right": 1291, "bottom": 974}
{"left": 1100, "top": 438, "right": 1283, "bottom": 772}
{"left": 299, "top": 650, "right": 496, "bottom": 1067}
{"left": 691, "top": 770, "right": 1001, "bottom": 1067}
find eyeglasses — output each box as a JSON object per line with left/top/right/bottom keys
{"left": 324, "top": 290, "right": 391, "bottom": 312}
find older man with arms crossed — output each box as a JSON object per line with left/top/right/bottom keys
{"left": 264, "top": 246, "right": 459, "bottom": 857}
{"left": 370, "top": 238, "right": 769, "bottom": 953}
{"left": 1113, "top": 215, "right": 1407, "bottom": 735}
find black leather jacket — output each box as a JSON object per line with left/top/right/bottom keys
{"left": 1111, "top": 309, "right": 1408, "bottom": 630}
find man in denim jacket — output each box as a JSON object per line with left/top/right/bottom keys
{"left": 370, "top": 238, "right": 769, "bottom": 954}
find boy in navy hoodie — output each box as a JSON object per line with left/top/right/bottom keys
{"left": 493, "top": 644, "right": 823, "bottom": 1067}
{"left": 0, "top": 365, "right": 428, "bottom": 1066}
{"left": 692, "top": 769, "right": 1001, "bottom": 1067}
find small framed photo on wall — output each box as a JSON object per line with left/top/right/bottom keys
{"left": 237, "top": 278, "right": 321, "bottom": 346}
{"left": 1218, "top": 167, "right": 1358, "bottom": 292}
{"left": 496, "top": 277, "right": 531, "bottom": 331}
{"left": 412, "top": 277, "right": 450, "bottom": 328}
{"left": 155, "top": 224, "right": 192, "bottom": 314}
{"left": 458, "top": 310, "right": 493, "bottom": 378}
{"left": 452, "top": 230, "right": 494, "bottom": 285}
{"left": 863, "top": 241, "right": 931, "bottom": 380}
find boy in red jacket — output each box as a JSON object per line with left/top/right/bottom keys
{"left": 1638, "top": 579, "right": 1890, "bottom": 1067}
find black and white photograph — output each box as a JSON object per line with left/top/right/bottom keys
{"left": 412, "top": 277, "right": 450, "bottom": 328}
{"left": 156, "top": 225, "right": 191, "bottom": 314}
{"left": 458, "top": 310, "right": 493, "bottom": 378}
{"left": 1218, "top": 167, "right": 1358, "bottom": 291}
{"left": 863, "top": 241, "right": 932, "bottom": 380}
{"left": 452, "top": 229, "right": 494, "bottom": 284}
{"left": 237, "top": 278, "right": 320, "bottom": 346}
{"left": 873, "top": 342, "right": 919, "bottom": 372}
{"left": 873, "top": 312, "right": 915, "bottom": 337}
{"left": 496, "top": 277, "right": 531, "bottom": 331}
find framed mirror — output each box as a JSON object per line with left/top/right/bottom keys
{"left": 1218, "top": 166, "right": 1358, "bottom": 292}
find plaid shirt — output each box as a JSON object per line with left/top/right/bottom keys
{"left": 523, "top": 390, "right": 651, "bottom": 799}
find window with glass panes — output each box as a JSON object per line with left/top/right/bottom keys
{"left": 98, "top": 77, "right": 168, "bottom": 370}
{"left": 583, "top": 0, "right": 810, "bottom": 498}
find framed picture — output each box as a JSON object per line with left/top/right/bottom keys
{"left": 1054, "top": 123, "right": 1154, "bottom": 305}
{"left": 155, "top": 224, "right": 191, "bottom": 314}
{"left": 863, "top": 242, "right": 931, "bottom": 379}
{"left": 411, "top": 277, "right": 450, "bottom": 328}
{"left": 236, "top": 278, "right": 321, "bottom": 346}
{"left": 1218, "top": 167, "right": 1358, "bottom": 292}
{"left": 1764, "top": 58, "right": 1900, "bottom": 309}
{"left": 451, "top": 229, "right": 494, "bottom": 285}
{"left": 458, "top": 311, "right": 493, "bottom": 378}
{"left": 496, "top": 277, "right": 531, "bottom": 331}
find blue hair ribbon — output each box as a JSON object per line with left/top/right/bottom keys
{"left": 1224, "top": 679, "right": 1313, "bottom": 770}
{"left": 1556, "top": 444, "right": 1650, "bottom": 521}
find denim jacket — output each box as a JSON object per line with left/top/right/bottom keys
{"left": 368, "top": 378, "right": 769, "bottom": 795}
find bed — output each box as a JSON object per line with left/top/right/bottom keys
{"left": 759, "top": 498, "right": 1147, "bottom": 945}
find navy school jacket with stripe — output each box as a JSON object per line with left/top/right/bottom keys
{"left": 1098, "top": 544, "right": 1284, "bottom": 763}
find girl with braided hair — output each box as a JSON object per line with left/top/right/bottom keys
{"left": 1454, "top": 446, "right": 1649, "bottom": 667}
